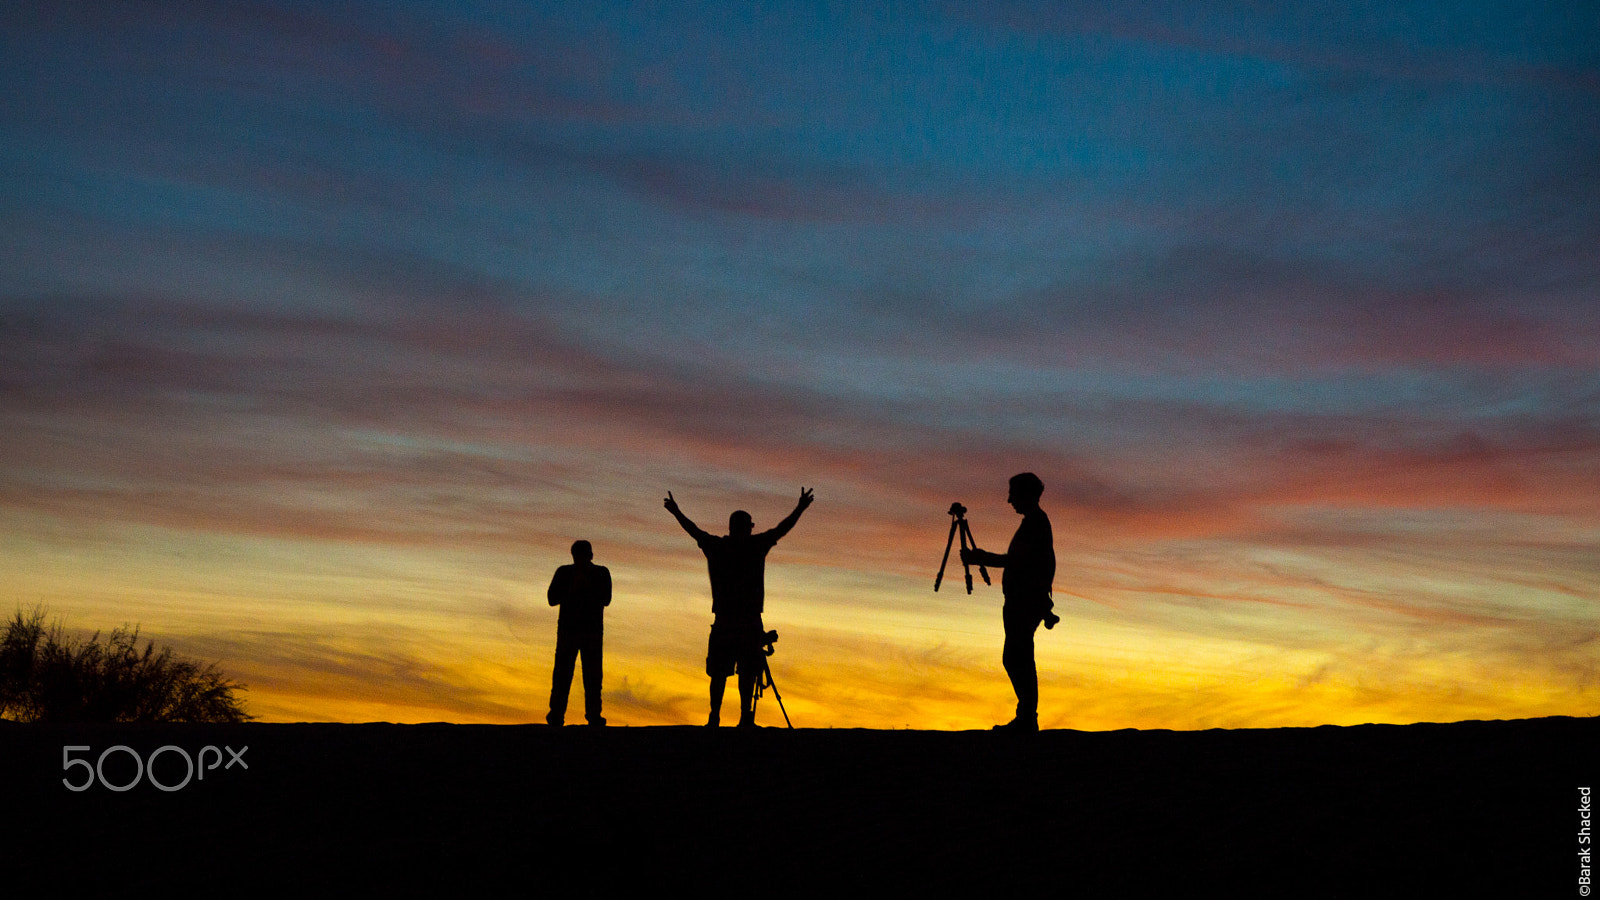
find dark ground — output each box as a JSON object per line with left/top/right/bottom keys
{"left": 5, "top": 716, "right": 1594, "bottom": 894}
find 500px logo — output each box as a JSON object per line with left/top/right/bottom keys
{"left": 62, "top": 744, "right": 248, "bottom": 792}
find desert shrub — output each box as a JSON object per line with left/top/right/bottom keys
{"left": 0, "top": 607, "right": 253, "bottom": 723}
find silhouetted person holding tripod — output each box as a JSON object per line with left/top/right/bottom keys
{"left": 664, "top": 487, "right": 814, "bottom": 727}
{"left": 546, "top": 540, "right": 611, "bottom": 727}
{"left": 961, "top": 473, "right": 1057, "bottom": 732}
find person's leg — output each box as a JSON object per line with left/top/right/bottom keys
{"left": 736, "top": 618, "right": 763, "bottom": 727}
{"left": 708, "top": 675, "right": 727, "bottom": 726}
{"left": 737, "top": 665, "right": 758, "bottom": 726}
{"left": 706, "top": 621, "right": 740, "bottom": 726}
{"left": 581, "top": 628, "right": 605, "bottom": 725}
{"left": 1001, "top": 605, "right": 1039, "bottom": 726}
{"left": 548, "top": 631, "right": 577, "bottom": 725}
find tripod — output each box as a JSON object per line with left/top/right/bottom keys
{"left": 751, "top": 630, "right": 793, "bottom": 728}
{"left": 934, "top": 502, "right": 990, "bottom": 593}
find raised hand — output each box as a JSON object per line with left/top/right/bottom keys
{"left": 798, "top": 487, "right": 815, "bottom": 509}
{"left": 664, "top": 491, "right": 680, "bottom": 515}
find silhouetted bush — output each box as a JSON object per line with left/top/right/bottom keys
{"left": 0, "top": 607, "right": 252, "bottom": 723}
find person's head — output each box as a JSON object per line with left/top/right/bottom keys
{"left": 570, "top": 540, "right": 594, "bottom": 563}
{"left": 1007, "top": 472, "right": 1044, "bottom": 513}
{"left": 728, "top": 510, "right": 753, "bottom": 537}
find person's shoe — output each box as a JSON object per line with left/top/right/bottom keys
{"left": 587, "top": 716, "right": 606, "bottom": 727}
{"left": 546, "top": 711, "right": 563, "bottom": 727}
{"left": 1043, "top": 611, "right": 1060, "bottom": 630}
{"left": 992, "top": 716, "right": 1038, "bottom": 733}
{"left": 705, "top": 712, "right": 720, "bottom": 728}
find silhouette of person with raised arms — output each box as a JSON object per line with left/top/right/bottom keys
{"left": 961, "top": 472, "right": 1058, "bottom": 732}
{"left": 664, "top": 487, "right": 815, "bottom": 728}
{"left": 546, "top": 539, "right": 611, "bottom": 727}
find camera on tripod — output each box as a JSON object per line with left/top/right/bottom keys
{"left": 751, "top": 629, "right": 792, "bottom": 728}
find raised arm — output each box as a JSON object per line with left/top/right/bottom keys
{"left": 664, "top": 491, "right": 710, "bottom": 542}
{"left": 767, "top": 487, "right": 815, "bottom": 542}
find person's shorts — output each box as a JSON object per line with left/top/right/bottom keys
{"left": 706, "top": 616, "right": 765, "bottom": 678}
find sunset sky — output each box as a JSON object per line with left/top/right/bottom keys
{"left": 3, "top": 1, "right": 1597, "bottom": 728}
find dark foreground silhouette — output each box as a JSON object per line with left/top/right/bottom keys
{"left": 1, "top": 607, "right": 251, "bottom": 723}
{"left": 958, "top": 472, "right": 1058, "bottom": 732}
{"left": 8, "top": 716, "right": 1594, "bottom": 893}
{"left": 665, "top": 487, "right": 814, "bottom": 727}
{"left": 545, "top": 539, "right": 611, "bottom": 727}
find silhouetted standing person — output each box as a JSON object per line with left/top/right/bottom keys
{"left": 664, "top": 487, "right": 814, "bottom": 727}
{"left": 962, "top": 472, "right": 1057, "bottom": 731}
{"left": 546, "top": 540, "right": 611, "bottom": 727}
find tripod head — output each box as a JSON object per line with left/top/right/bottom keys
{"left": 935, "top": 500, "right": 990, "bottom": 593}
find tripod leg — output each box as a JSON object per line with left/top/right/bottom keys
{"left": 934, "top": 516, "right": 959, "bottom": 591}
{"left": 958, "top": 517, "right": 974, "bottom": 594}
{"left": 961, "top": 519, "right": 991, "bottom": 586}
{"left": 764, "top": 658, "right": 793, "bottom": 729}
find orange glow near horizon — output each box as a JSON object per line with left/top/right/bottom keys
{"left": 7, "top": 493, "right": 1595, "bottom": 730}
